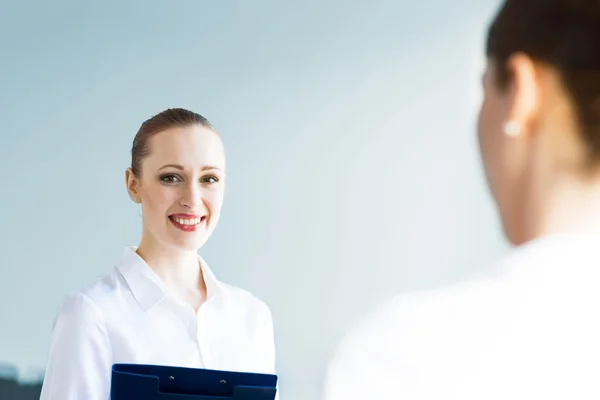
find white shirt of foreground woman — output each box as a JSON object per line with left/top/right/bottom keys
{"left": 39, "top": 246, "right": 276, "bottom": 400}
{"left": 323, "top": 234, "right": 600, "bottom": 400}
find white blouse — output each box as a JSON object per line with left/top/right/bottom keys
{"left": 324, "top": 234, "right": 600, "bottom": 400}
{"left": 40, "top": 247, "right": 276, "bottom": 400}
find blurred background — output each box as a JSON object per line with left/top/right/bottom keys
{"left": 0, "top": 0, "right": 508, "bottom": 399}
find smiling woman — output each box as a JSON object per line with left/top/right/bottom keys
{"left": 39, "top": 108, "right": 277, "bottom": 400}
{"left": 126, "top": 112, "right": 226, "bottom": 258}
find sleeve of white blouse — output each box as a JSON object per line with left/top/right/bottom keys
{"left": 263, "top": 307, "right": 277, "bottom": 374}
{"left": 322, "top": 295, "right": 422, "bottom": 400}
{"left": 261, "top": 306, "right": 279, "bottom": 400}
{"left": 40, "top": 293, "right": 112, "bottom": 400}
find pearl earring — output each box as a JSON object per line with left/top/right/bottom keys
{"left": 503, "top": 120, "right": 521, "bottom": 137}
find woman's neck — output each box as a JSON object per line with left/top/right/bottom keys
{"left": 529, "top": 173, "right": 600, "bottom": 240}
{"left": 135, "top": 234, "right": 207, "bottom": 311}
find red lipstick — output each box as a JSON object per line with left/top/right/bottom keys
{"left": 168, "top": 213, "right": 206, "bottom": 232}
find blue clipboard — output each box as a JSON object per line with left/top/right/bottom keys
{"left": 110, "top": 364, "right": 278, "bottom": 400}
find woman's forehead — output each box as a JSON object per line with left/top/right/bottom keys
{"left": 145, "top": 126, "right": 226, "bottom": 170}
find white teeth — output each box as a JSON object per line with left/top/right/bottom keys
{"left": 173, "top": 217, "right": 202, "bottom": 225}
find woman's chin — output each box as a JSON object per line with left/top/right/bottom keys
{"left": 170, "top": 234, "right": 210, "bottom": 252}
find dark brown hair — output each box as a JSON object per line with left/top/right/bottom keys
{"left": 486, "top": 0, "right": 600, "bottom": 161}
{"left": 131, "top": 108, "right": 214, "bottom": 176}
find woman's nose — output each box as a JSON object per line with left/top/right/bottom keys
{"left": 178, "top": 184, "right": 204, "bottom": 209}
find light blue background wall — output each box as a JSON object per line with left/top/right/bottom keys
{"left": 0, "top": 1, "right": 508, "bottom": 398}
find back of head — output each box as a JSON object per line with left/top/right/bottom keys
{"left": 486, "top": 0, "right": 600, "bottom": 163}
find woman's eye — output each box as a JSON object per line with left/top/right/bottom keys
{"left": 201, "top": 175, "right": 219, "bottom": 184}
{"left": 160, "top": 174, "right": 181, "bottom": 183}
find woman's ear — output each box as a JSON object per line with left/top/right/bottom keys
{"left": 125, "top": 168, "right": 142, "bottom": 204}
{"left": 504, "top": 52, "right": 541, "bottom": 137}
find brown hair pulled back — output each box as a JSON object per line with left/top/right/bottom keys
{"left": 131, "top": 108, "right": 214, "bottom": 176}
{"left": 486, "top": 0, "right": 600, "bottom": 162}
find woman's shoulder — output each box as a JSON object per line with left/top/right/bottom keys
{"left": 218, "top": 281, "right": 272, "bottom": 316}
{"left": 55, "top": 267, "right": 125, "bottom": 320}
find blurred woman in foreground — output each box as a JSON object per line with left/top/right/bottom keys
{"left": 323, "top": 1, "right": 600, "bottom": 398}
